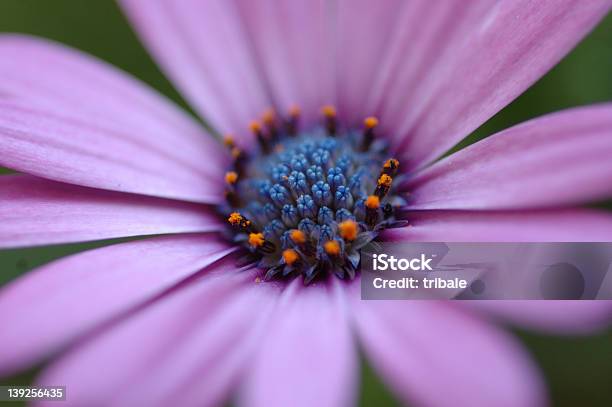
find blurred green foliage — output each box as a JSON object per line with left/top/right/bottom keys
{"left": 0, "top": 1, "right": 611, "bottom": 406}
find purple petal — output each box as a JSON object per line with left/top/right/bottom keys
{"left": 385, "top": 209, "right": 612, "bottom": 242}
{"left": 385, "top": 1, "right": 612, "bottom": 168}
{"left": 239, "top": 279, "right": 357, "bottom": 407}
{"left": 234, "top": 0, "right": 335, "bottom": 127}
{"left": 352, "top": 298, "right": 546, "bottom": 407}
{"left": 35, "top": 269, "right": 278, "bottom": 407}
{"left": 119, "top": 0, "right": 271, "bottom": 146}
{"left": 406, "top": 105, "right": 612, "bottom": 209}
{"left": 0, "top": 235, "right": 234, "bottom": 376}
{"left": 334, "top": 0, "right": 405, "bottom": 124}
{"left": 469, "top": 301, "right": 612, "bottom": 335}
{"left": 368, "top": 1, "right": 491, "bottom": 139}
{"left": 0, "top": 174, "right": 222, "bottom": 248}
{"left": 0, "top": 35, "right": 227, "bottom": 203}
{"left": 0, "top": 35, "right": 216, "bottom": 154}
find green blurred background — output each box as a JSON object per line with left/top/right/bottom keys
{"left": 0, "top": 1, "right": 611, "bottom": 406}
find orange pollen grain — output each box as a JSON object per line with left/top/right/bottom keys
{"left": 324, "top": 240, "right": 341, "bottom": 256}
{"left": 228, "top": 212, "right": 243, "bottom": 225}
{"left": 249, "top": 120, "right": 262, "bottom": 133}
{"left": 378, "top": 174, "right": 392, "bottom": 187}
{"left": 338, "top": 220, "right": 358, "bottom": 241}
{"left": 225, "top": 171, "right": 238, "bottom": 184}
{"left": 248, "top": 233, "right": 265, "bottom": 247}
{"left": 384, "top": 158, "right": 399, "bottom": 170}
{"left": 364, "top": 116, "right": 379, "bottom": 128}
{"left": 289, "top": 105, "right": 301, "bottom": 117}
{"left": 262, "top": 109, "right": 275, "bottom": 124}
{"left": 321, "top": 105, "right": 336, "bottom": 117}
{"left": 231, "top": 147, "right": 241, "bottom": 159}
{"left": 223, "top": 135, "right": 235, "bottom": 148}
{"left": 283, "top": 249, "right": 299, "bottom": 265}
{"left": 366, "top": 195, "right": 380, "bottom": 209}
{"left": 290, "top": 229, "right": 306, "bottom": 244}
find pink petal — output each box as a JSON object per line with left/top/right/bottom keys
{"left": 405, "top": 104, "right": 612, "bottom": 209}
{"left": 119, "top": 0, "right": 271, "bottom": 147}
{"left": 36, "top": 269, "right": 278, "bottom": 407}
{"left": 368, "top": 1, "right": 491, "bottom": 137}
{"left": 0, "top": 174, "right": 222, "bottom": 248}
{"left": 0, "top": 35, "right": 215, "bottom": 154}
{"left": 0, "top": 35, "right": 227, "bottom": 203}
{"left": 0, "top": 235, "right": 234, "bottom": 376}
{"left": 234, "top": 0, "right": 335, "bottom": 127}
{"left": 334, "top": 0, "right": 405, "bottom": 124}
{"left": 0, "top": 98, "right": 225, "bottom": 204}
{"left": 352, "top": 297, "right": 546, "bottom": 407}
{"left": 385, "top": 209, "right": 612, "bottom": 242}
{"left": 239, "top": 279, "right": 357, "bottom": 407}
{"left": 386, "top": 0, "right": 612, "bottom": 168}
{"left": 469, "top": 301, "right": 612, "bottom": 335}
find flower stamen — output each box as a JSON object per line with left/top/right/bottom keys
{"left": 375, "top": 174, "right": 393, "bottom": 199}
{"left": 262, "top": 108, "right": 278, "bottom": 141}
{"left": 382, "top": 158, "right": 400, "bottom": 177}
{"left": 282, "top": 248, "right": 300, "bottom": 266}
{"left": 321, "top": 105, "right": 337, "bottom": 135}
{"left": 323, "top": 240, "right": 341, "bottom": 256}
{"left": 338, "top": 220, "right": 359, "bottom": 241}
{"left": 225, "top": 171, "right": 238, "bottom": 185}
{"left": 250, "top": 120, "right": 270, "bottom": 153}
{"left": 223, "top": 135, "right": 235, "bottom": 148}
{"left": 290, "top": 229, "right": 307, "bottom": 244}
{"left": 365, "top": 195, "right": 380, "bottom": 227}
{"left": 361, "top": 116, "right": 379, "bottom": 150}
{"left": 222, "top": 106, "right": 405, "bottom": 284}
{"left": 286, "top": 105, "right": 301, "bottom": 135}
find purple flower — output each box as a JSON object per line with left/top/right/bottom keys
{"left": 1, "top": 1, "right": 612, "bottom": 406}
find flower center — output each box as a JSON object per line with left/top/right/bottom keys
{"left": 222, "top": 106, "right": 405, "bottom": 284}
